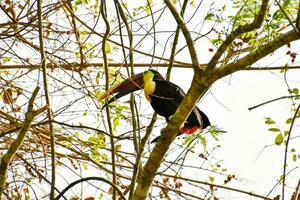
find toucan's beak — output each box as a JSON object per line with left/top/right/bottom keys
{"left": 98, "top": 72, "right": 144, "bottom": 106}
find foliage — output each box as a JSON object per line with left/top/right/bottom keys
{"left": 0, "top": 0, "right": 300, "bottom": 199}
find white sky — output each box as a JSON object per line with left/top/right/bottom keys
{"left": 1, "top": 0, "right": 300, "bottom": 199}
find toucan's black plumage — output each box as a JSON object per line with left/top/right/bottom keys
{"left": 99, "top": 69, "right": 210, "bottom": 143}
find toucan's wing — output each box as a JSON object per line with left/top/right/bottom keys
{"left": 154, "top": 80, "right": 210, "bottom": 129}
{"left": 149, "top": 80, "right": 185, "bottom": 119}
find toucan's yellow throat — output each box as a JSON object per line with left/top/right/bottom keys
{"left": 143, "top": 71, "right": 156, "bottom": 102}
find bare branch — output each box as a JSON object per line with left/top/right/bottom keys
{"left": 282, "top": 104, "right": 300, "bottom": 199}
{"left": 37, "top": 0, "right": 56, "bottom": 198}
{"left": 163, "top": 0, "right": 201, "bottom": 72}
{"left": 0, "top": 87, "right": 41, "bottom": 198}
{"left": 100, "top": 1, "right": 117, "bottom": 199}
{"left": 55, "top": 177, "right": 126, "bottom": 200}
{"left": 248, "top": 95, "right": 300, "bottom": 110}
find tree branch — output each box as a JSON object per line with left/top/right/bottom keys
{"left": 248, "top": 95, "right": 300, "bottom": 110}
{"left": 282, "top": 104, "right": 300, "bottom": 200}
{"left": 0, "top": 87, "right": 42, "bottom": 198}
{"left": 206, "top": 0, "right": 269, "bottom": 71}
{"left": 37, "top": 0, "right": 56, "bottom": 198}
{"left": 215, "top": 30, "right": 300, "bottom": 78}
{"left": 163, "top": 0, "right": 201, "bottom": 72}
{"left": 55, "top": 177, "right": 126, "bottom": 200}
{"left": 132, "top": 0, "right": 210, "bottom": 198}
{"left": 3, "top": 62, "right": 300, "bottom": 71}
{"left": 100, "top": 1, "right": 117, "bottom": 199}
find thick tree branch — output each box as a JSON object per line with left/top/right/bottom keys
{"left": 132, "top": 0, "right": 210, "bottom": 198}
{"left": 0, "top": 87, "right": 43, "bottom": 198}
{"left": 296, "top": 0, "right": 300, "bottom": 29}
{"left": 132, "top": 77, "right": 214, "bottom": 200}
{"left": 215, "top": 30, "right": 300, "bottom": 78}
{"left": 206, "top": 0, "right": 269, "bottom": 71}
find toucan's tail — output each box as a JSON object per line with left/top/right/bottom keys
{"left": 197, "top": 108, "right": 211, "bottom": 129}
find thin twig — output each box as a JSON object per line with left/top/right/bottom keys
{"left": 166, "top": 0, "right": 188, "bottom": 80}
{"left": 37, "top": 0, "right": 56, "bottom": 198}
{"left": 161, "top": 173, "right": 275, "bottom": 200}
{"left": 163, "top": 0, "right": 201, "bottom": 72}
{"left": 100, "top": 1, "right": 117, "bottom": 199}
{"left": 55, "top": 177, "right": 126, "bottom": 200}
{"left": 2, "top": 63, "right": 300, "bottom": 71}
{"left": 282, "top": 104, "right": 300, "bottom": 200}
{"left": 248, "top": 95, "right": 300, "bottom": 110}
{"left": 64, "top": 2, "right": 86, "bottom": 71}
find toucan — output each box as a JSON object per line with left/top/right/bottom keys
{"left": 98, "top": 69, "right": 210, "bottom": 143}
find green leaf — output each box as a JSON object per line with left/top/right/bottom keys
{"left": 210, "top": 38, "right": 223, "bottom": 45}
{"left": 88, "top": 135, "right": 98, "bottom": 144}
{"left": 105, "top": 42, "right": 111, "bottom": 53}
{"left": 190, "top": 0, "right": 196, "bottom": 7}
{"left": 199, "top": 135, "right": 207, "bottom": 150}
{"left": 284, "top": 130, "right": 289, "bottom": 136}
{"left": 288, "top": 88, "right": 299, "bottom": 95}
{"left": 268, "top": 128, "right": 280, "bottom": 132}
{"left": 145, "top": 6, "right": 151, "bottom": 15}
{"left": 113, "top": 117, "right": 120, "bottom": 131}
{"left": 3, "top": 57, "right": 12, "bottom": 63}
{"left": 75, "top": 0, "right": 82, "bottom": 5}
{"left": 205, "top": 13, "right": 214, "bottom": 20}
{"left": 82, "top": 163, "right": 88, "bottom": 170}
{"left": 293, "top": 154, "right": 297, "bottom": 162}
{"left": 265, "top": 117, "right": 275, "bottom": 124}
{"left": 275, "top": 133, "right": 284, "bottom": 145}
{"left": 209, "top": 176, "right": 214, "bottom": 183}
{"left": 286, "top": 118, "right": 293, "bottom": 124}
{"left": 292, "top": 88, "right": 299, "bottom": 95}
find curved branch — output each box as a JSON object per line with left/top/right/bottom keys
{"left": 55, "top": 177, "right": 126, "bottom": 200}
{"left": 215, "top": 30, "right": 300, "bottom": 78}
{"left": 206, "top": 0, "right": 269, "bottom": 71}
{"left": 282, "top": 104, "right": 300, "bottom": 199}
{"left": 100, "top": 1, "right": 117, "bottom": 199}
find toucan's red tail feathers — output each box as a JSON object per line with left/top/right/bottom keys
{"left": 180, "top": 126, "right": 199, "bottom": 135}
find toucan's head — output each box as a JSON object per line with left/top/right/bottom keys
{"left": 98, "top": 69, "right": 163, "bottom": 106}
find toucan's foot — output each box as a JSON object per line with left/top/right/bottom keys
{"left": 167, "top": 115, "right": 173, "bottom": 122}
{"left": 160, "top": 128, "right": 166, "bottom": 134}
{"left": 151, "top": 136, "right": 160, "bottom": 143}
{"left": 151, "top": 128, "right": 166, "bottom": 143}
